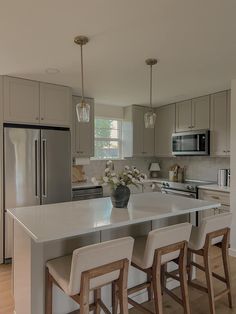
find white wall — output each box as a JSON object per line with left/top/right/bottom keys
{"left": 230, "top": 80, "right": 236, "bottom": 255}
{"left": 95, "top": 104, "right": 124, "bottom": 119}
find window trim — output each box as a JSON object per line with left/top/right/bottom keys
{"left": 93, "top": 117, "right": 123, "bottom": 160}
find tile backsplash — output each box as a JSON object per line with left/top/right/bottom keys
{"left": 75, "top": 156, "right": 230, "bottom": 184}
{"left": 158, "top": 156, "right": 230, "bottom": 182}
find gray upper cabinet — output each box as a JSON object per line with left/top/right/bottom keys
{"left": 176, "top": 96, "right": 210, "bottom": 132}
{"left": 176, "top": 100, "right": 192, "bottom": 132}
{"left": 123, "top": 105, "right": 154, "bottom": 157}
{"left": 72, "top": 96, "right": 94, "bottom": 158}
{"left": 155, "top": 104, "right": 175, "bottom": 157}
{"left": 191, "top": 95, "right": 210, "bottom": 130}
{"left": 210, "top": 91, "right": 230, "bottom": 156}
{"left": 3, "top": 76, "right": 40, "bottom": 124}
{"left": 40, "top": 83, "right": 72, "bottom": 127}
{"left": 0, "top": 76, "right": 3, "bottom": 124}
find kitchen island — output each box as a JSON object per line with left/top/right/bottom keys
{"left": 8, "top": 192, "right": 220, "bottom": 314}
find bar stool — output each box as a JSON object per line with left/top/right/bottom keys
{"left": 187, "top": 212, "right": 233, "bottom": 314}
{"left": 45, "top": 237, "right": 134, "bottom": 314}
{"left": 126, "top": 223, "right": 192, "bottom": 314}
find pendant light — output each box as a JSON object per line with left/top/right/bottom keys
{"left": 144, "top": 58, "right": 158, "bottom": 128}
{"left": 74, "top": 35, "right": 90, "bottom": 122}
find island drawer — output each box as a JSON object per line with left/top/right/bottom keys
{"left": 198, "top": 189, "right": 230, "bottom": 206}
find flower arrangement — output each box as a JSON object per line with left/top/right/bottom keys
{"left": 91, "top": 161, "right": 147, "bottom": 190}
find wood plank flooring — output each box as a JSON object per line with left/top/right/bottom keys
{"left": 0, "top": 247, "right": 236, "bottom": 314}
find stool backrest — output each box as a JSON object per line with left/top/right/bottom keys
{"left": 191, "top": 212, "right": 232, "bottom": 250}
{"left": 143, "top": 223, "right": 192, "bottom": 269}
{"left": 68, "top": 237, "right": 134, "bottom": 295}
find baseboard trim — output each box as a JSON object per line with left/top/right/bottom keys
{"left": 229, "top": 248, "right": 236, "bottom": 257}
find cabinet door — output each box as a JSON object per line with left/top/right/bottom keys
{"left": 210, "top": 91, "right": 227, "bottom": 156}
{"left": 176, "top": 100, "right": 192, "bottom": 132}
{"left": 226, "top": 90, "right": 231, "bottom": 156}
{"left": 132, "top": 106, "right": 144, "bottom": 156}
{"left": 40, "top": 83, "right": 72, "bottom": 127}
{"left": 192, "top": 95, "right": 210, "bottom": 130}
{"left": 143, "top": 107, "right": 155, "bottom": 156}
{"left": 74, "top": 96, "right": 94, "bottom": 157}
{"left": 3, "top": 76, "right": 40, "bottom": 124}
{"left": 155, "top": 104, "right": 175, "bottom": 156}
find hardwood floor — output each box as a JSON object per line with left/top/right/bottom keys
{"left": 0, "top": 247, "right": 236, "bottom": 314}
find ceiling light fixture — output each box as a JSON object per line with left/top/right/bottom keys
{"left": 144, "top": 58, "right": 158, "bottom": 128}
{"left": 74, "top": 35, "right": 90, "bottom": 123}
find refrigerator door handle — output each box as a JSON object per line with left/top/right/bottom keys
{"left": 42, "top": 139, "right": 48, "bottom": 198}
{"left": 34, "top": 139, "right": 39, "bottom": 198}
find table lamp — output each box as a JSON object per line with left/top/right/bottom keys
{"left": 149, "top": 162, "right": 161, "bottom": 178}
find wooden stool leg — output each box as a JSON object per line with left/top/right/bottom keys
{"left": 222, "top": 234, "right": 233, "bottom": 308}
{"left": 203, "top": 248, "right": 216, "bottom": 314}
{"left": 94, "top": 288, "right": 101, "bottom": 314}
{"left": 80, "top": 273, "right": 90, "bottom": 314}
{"left": 45, "top": 268, "right": 53, "bottom": 314}
{"left": 152, "top": 254, "right": 163, "bottom": 314}
{"left": 161, "top": 264, "right": 167, "bottom": 295}
{"left": 117, "top": 260, "right": 129, "bottom": 314}
{"left": 179, "top": 245, "right": 191, "bottom": 314}
{"left": 187, "top": 250, "right": 193, "bottom": 283}
{"left": 112, "top": 282, "right": 118, "bottom": 314}
{"left": 147, "top": 270, "right": 153, "bottom": 301}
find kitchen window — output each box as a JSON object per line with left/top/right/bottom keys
{"left": 94, "top": 118, "right": 122, "bottom": 159}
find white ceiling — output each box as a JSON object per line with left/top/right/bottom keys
{"left": 1, "top": 0, "right": 236, "bottom": 107}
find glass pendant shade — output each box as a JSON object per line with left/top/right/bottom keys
{"left": 76, "top": 101, "right": 90, "bottom": 122}
{"left": 144, "top": 110, "right": 157, "bottom": 128}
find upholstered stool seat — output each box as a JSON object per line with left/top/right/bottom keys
{"left": 187, "top": 212, "right": 233, "bottom": 314}
{"left": 128, "top": 223, "right": 192, "bottom": 314}
{"left": 45, "top": 237, "right": 134, "bottom": 314}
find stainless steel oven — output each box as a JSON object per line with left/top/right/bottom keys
{"left": 172, "top": 130, "right": 210, "bottom": 156}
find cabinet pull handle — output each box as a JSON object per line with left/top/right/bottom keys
{"left": 211, "top": 195, "right": 220, "bottom": 200}
{"left": 188, "top": 126, "right": 192, "bottom": 128}
{"left": 41, "top": 117, "right": 44, "bottom": 120}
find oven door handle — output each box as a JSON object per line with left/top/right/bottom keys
{"left": 161, "top": 188, "right": 196, "bottom": 198}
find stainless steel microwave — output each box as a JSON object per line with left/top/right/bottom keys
{"left": 172, "top": 130, "right": 210, "bottom": 156}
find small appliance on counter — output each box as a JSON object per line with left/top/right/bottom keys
{"left": 149, "top": 162, "right": 160, "bottom": 178}
{"left": 217, "top": 169, "right": 230, "bottom": 187}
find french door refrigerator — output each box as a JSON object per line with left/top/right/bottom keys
{"left": 4, "top": 124, "right": 71, "bottom": 260}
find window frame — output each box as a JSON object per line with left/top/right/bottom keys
{"left": 93, "top": 116, "right": 123, "bottom": 160}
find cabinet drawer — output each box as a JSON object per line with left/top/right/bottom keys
{"left": 198, "top": 189, "right": 230, "bottom": 206}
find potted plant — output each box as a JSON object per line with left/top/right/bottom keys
{"left": 91, "top": 162, "right": 147, "bottom": 208}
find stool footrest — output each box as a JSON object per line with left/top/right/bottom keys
{"left": 128, "top": 282, "right": 151, "bottom": 295}
{"left": 128, "top": 297, "right": 153, "bottom": 314}
{"left": 164, "top": 287, "right": 183, "bottom": 306}
{"left": 214, "top": 289, "right": 230, "bottom": 301}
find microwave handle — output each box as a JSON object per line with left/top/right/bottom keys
{"left": 197, "top": 134, "right": 200, "bottom": 151}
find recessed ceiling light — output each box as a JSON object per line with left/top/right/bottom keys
{"left": 45, "top": 68, "right": 60, "bottom": 74}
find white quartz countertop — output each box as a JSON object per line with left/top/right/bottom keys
{"left": 7, "top": 192, "right": 220, "bottom": 243}
{"left": 198, "top": 184, "right": 230, "bottom": 193}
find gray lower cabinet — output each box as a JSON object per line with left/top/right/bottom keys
{"left": 72, "top": 96, "right": 94, "bottom": 158}
{"left": 210, "top": 91, "right": 230, "bottom": 156}
{"left": 123, "top": 105, "right": 154, "bottom": 157}
{"left": 176, "top": 96, "right": 210, "bottom": 132}
{"left": 155, "top": 104, "right": 175, "bottom": 157}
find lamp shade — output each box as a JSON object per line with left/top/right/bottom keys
{"left": 149, "top": 162, "right": 160, "bottom": 172}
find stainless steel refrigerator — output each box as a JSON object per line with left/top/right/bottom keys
{"left": 4, "top": 125, "right": 71, "bottom": 260}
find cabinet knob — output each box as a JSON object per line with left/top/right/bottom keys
{"left": 223, "top": 150, "right": 226, "bottom": 153}
{"left": 41, "top": 117, "right": 44, "bottom": 120}
{"left": 188, "top": 126, "right": 192, "bottom": 129}
{"left": 35, "top": 117, "right": 39, "bottom": 120}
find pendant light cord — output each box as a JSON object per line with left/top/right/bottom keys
{"left": 80, "top": 44, "right": 84, "bottom": 102}
{"left": 150, "top": 64, "right": 153, "bottom": 109}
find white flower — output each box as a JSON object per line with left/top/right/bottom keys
{"left": 107, "top": 160, "right": 113, "bottom": 165}
{"left": 132, "top": 178, "right": 137, "bottom": 183}
{"left": 151, "top": 184, "right": 156, "bottom": 190}
{"left": 102, "top": 182, "right": 108, "bottom": 186}
{"left": 111, "top": 172, "right": 116, "bottom": 177}
{"left": 103, "top": 176, "right": 109, "bottom": 183}
{"left": 112, "top": 177, "right": 119, "bottom": 184}
{"left": 128, "top": 174, "right": 133, "bottom": 179}
{"left": 134, "top": 169, "right": 140, "bottom": 174}
{"left": 139, "top": 177, "right": 144, "bottom": 183}
{"left": 124, "top": 165, "right": 129, "bottom": 170}
{"left": 121, "top": 181, "right": 126, "bottom": 186}
{"left": 104, "top": 168, "right": 110, "bottom": 173}
{"left": 91, "top": 177, "right": 98, "bottom": 185}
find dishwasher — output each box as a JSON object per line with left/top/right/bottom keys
{"left": 72, "top": 186, "right": 103, "bottom": 201}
